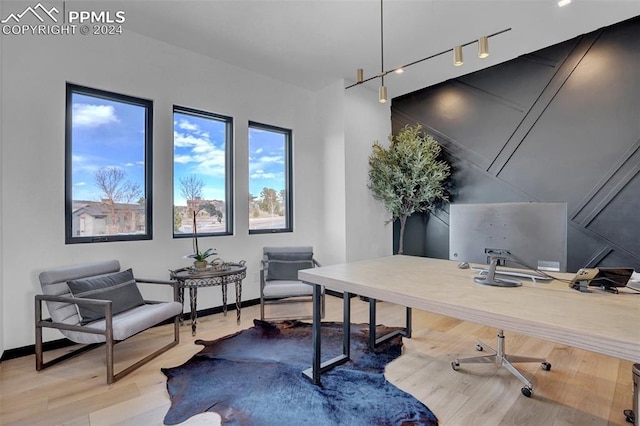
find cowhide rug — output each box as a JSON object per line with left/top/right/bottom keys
{"left": 162, "top": 320, "right": 438, "bottom": 425}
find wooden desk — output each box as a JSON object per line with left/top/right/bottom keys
{"left": 299, "top": 255, "right": 640, "bottom": 384}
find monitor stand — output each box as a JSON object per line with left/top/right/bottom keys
{"left": 474, "top": 257, "right": 522, "bottom": 287}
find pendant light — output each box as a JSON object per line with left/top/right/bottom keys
{"left": 453, "top": 45, "right": 463, "bottom": 66}
{"left": 478, "top": 36, "right": 489, "bottom": 58}
{"left": 347, "top": 1, "right": 511, "bottom": 102}
{"left": 378, "top": 0, "right": 387, "bottom": 103}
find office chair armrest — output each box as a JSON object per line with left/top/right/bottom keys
{"left": 313, "top": 259, "right": 322, "bottom": 267}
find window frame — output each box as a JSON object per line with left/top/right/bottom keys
{"left": 172, "top": 105, "right": 234, "bottom": 239}
{"left": 248, "top": 121, "right": 293, "bottom": 234}
{"left": 65, "top": 83, "right": 153, "bottom": 244}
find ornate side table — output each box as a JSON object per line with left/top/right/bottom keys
{"left": 170, "top": 262, "right": 247, "bottom": 336}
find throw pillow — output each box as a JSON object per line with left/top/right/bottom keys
{"left": 266, "top": 252, "right": 314, "bottom": 281}
{"left": 67, "top": 269, "right": 145, "bottom": 324}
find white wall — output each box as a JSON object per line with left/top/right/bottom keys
{"left": 0, "top": 29, "right": 325, "bottom": 350}
{"left": 0, "top": 0, "right": 4, "bottom": 356}
{"left": 315, "top": 81, "right": 347, "bottom": 265}
{"left": 344, "top": 89, "right": 392, "bottom": 262}
{"left": 0, "top": 20, "right": 394, "bottom": 354}
{"left": 314, "top": 82, "right": 393, "bottom": 265}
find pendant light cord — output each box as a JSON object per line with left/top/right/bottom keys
{"left": 380, "top": 0, "right": 384, "bottom": 85}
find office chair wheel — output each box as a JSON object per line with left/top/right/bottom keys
{"left": 541, "top": 362, "right": 551, "bottom": 371}
{"left": 451, "top": 361, "right": 460, "bottom": 371}
{"left": 521, "top": 387, "right": 533, "bottom": 398}
{"left": 476, "top": 343, "right": 483, "bottom": 351}
{"left": 623, "top": 409, "right": 634, "bottom": 423}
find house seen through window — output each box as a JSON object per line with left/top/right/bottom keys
{"left": 65, "top": 84, "right": 153, "bottom": 243}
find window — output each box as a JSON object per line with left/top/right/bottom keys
{"left": 65, "top": 84, "right": 153, "bottom": 244}
{"left": 173, "top": 106, "right": 233, "bottom": 237}
{"left": 248, "top": 121, "right": 292, "bottom": 233}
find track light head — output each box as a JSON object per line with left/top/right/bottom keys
{"left": 346, "top": 2, "right": 511, "bottom": 103}
{"left": 379, "top": 85, "right": 388, "bottom": 103}
{"left": 453, "top": 46, "right": 463, "bottom": 66}
{"left": 478, "top": 36, "right": 489, "bottom": 58}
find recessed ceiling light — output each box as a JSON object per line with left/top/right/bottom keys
{"left": 558, "top": 0, "right": 571, "bottom": 7}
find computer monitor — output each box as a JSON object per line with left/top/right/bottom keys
{"left": 449, "top": 202, "right": 568, "bottom": 277}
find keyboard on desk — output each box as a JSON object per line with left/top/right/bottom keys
{"left": 472, "top": 267, "right": 554, "bottom": 282}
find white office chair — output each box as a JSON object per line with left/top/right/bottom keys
{"left": 260, "top": 246, "right": 324, "bottom": 321}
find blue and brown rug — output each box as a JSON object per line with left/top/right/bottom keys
{"left": 162, "top": 320, "right": 438, "bottom": 425}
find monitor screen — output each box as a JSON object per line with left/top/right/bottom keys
{"left": 449, "top": 202, "right": 568, "bottom": 272}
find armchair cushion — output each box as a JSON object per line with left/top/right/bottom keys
{"left": 67, "top": 269, "right": 145, "bottom": 324}
{"left": 262, "top": 280, "right": 314, "bottom": 299}
{"left": 266, "top": 252, "right": 314, "bottom": 281}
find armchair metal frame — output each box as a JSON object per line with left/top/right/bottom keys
{"left": 260, "top": 247, "right": 325, "bottom": 321}
{"left": 35, "top": 262, "right": 181, "bottom": 385}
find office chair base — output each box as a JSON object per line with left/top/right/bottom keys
{"left": 451, "top": 330, "right": 551, "bottom": 397}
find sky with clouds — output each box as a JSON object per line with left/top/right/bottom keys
{"left": 71, "top": 93, "right": 146, "bottom": 202}
{"left": 71, "top": 93, "right": 286, "bottom": 208}
{"left": 173, "top": 111, "right": 228, "bottom": 205}
{"left": 248, "top": 126, "right": 286, "bottom": 198}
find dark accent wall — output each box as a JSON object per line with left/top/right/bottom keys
{"left": 391, "top": 15, "right": 640, "bottom": 272}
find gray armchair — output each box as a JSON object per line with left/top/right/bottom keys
{"left": 35, "top": 260, "right": 182, "bottom": 384}
{"left": 260, "top": 246, "right": 325, "bottom": 321}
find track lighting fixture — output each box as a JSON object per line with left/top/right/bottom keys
{"left": 453, "top": 46, "right": 463, "bottom": 66}
{"left": 478, "top": 36, "right": 489, "bottom": 58}
{"left": 379, "top": 84, "right": 387, "bottom": 103}
{"left": 348, "top": 0, "right": 511, "bottom": 103}
{"left": 378, "top": 0, "right": 386, "bottom": 103}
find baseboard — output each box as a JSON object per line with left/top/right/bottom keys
{"left": 1, "top": 298, "right": 261, "bottom": 362}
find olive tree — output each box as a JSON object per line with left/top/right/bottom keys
{"left": 368, "top": 124, "right": 450, "bottom": 254}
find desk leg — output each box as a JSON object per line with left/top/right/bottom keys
{"left": 342, "top": 291, "right": 351, "bottom": 360}
{"left": 369, "top": 298, "right": 377, "bottom": 348}
{"left": 235, "top": 280, "right": 242, "bottom": 325}
{"left": 222, "top": 283, "right": 228, "bottom": 317}
{"left": 310, "top": 283, "right": 323, "bottom": 384}
{"left": 368, "top": 298, "right": 412, "bottom": 348}
{"left": 302, "top": 286, "right": 351, "bottom": 385}
{"left": 405, "top": 307, "right": 412, "bottom": 338}
{"left": 189, "top": 287, "right": 198, "bottom": 336}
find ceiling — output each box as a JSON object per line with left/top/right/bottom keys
{"left": 118, "top": 0, "right": 640, "bottom": 101}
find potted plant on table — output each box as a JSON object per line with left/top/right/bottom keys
{"left": 185, "top": 211, "right": 216, "bottom": 271}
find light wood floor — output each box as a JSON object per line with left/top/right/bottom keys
{"left": 0, "top": 296, "right": 634, "bottom": 425}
